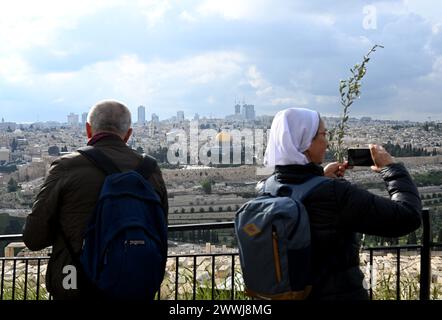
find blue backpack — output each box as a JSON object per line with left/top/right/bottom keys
{"left": 62, "top": 146, "right": 167, "bottom": 300}
{"left": 234, "top": 174, "right": 328, "bottom": 300}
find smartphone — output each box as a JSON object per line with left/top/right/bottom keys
{"left": 347, "top": 148, "right": 374, "bottom": 166}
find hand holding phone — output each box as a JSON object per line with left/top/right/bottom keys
{"left": 368, "top": 144, "right": 394, "bottom": 172}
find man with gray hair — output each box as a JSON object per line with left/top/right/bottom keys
{"left": 23, "top": 100, "right": 168, "bottom": 299}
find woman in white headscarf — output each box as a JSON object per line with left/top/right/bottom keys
{"left": 264, "top": 107, "right": 347, "bottom": 177}
{"left": 260, "top": 107, "right": 422, "bottom": 300}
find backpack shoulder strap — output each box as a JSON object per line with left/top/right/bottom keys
{"left": 262, "top": 175, "right": 282, "bottom": 196}
{"left": 77, "top": 146, "right": 121, "bottom": 175}
{"left": 264, "top": 174, "right": 329, "bottom": 201}
{"left": 287, "top": 176, "right": 329, "bottom": 202}
{"left": 135, "top": 155, "right": 158, "bottom": 181}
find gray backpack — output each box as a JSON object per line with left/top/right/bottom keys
{"left": 234, "top": 175, "right": 328, "bottom": 300}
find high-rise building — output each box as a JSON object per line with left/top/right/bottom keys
{"left": 67, "top": 113, "right": 79, "bottom": 127}
{"left": 194, "top": 113, "right": 200, "bottom": 121}
{"left": 242, "top": 104, "right": 255, "bottom": 121}
{"left": 81, "top": 112, "right": 88, "bottom": 125}
{"left": 235, "top": 103, "right": 241, "bottom": 115}
{"left": 138, "top": 105, "right": 146, "bottom": 125}
{"left": 152, "top": 113, "right": 159, "bottom": 124}
{"left": 177, "top": 111, "right": 185, "bottom": 122}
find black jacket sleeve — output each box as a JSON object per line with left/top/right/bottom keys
{"left": 335, "top": 163, "right": 422, "bottom": 237}
{"left": 23, "top": 159, "right": 65, "bottom": 251}
{"left": 147, "top": 164, "right": 169, "bottom": 221}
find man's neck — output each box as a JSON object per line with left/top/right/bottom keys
{"left": 88, "top": 132, "right": 123, "bottom": 146}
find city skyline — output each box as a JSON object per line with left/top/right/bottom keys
{"left": 2, "top": 104, "right": 438, "bottom": 125}
{"left": 1, "top": 1, "right": 442, "bottom": 122}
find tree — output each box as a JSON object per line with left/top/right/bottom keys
{"left": 48, "top": 146, "right": 60, "bottom": 156}
{"left": 7, "top": 177, "right": 18, "bottom": 193}
{"left": 328, "top": 44, "right": 384, "bottom": 162}
{"left": 10, "top": 138, "right": 18, "bottom": 152}
{"left": 201, "top": 179, "right": 212, "bottom": 194}
{"left": 136, "top": 146, "right": 144, "bottom": 154}
{"left": 407, "top": 232, "right": 418, "bottom": 245}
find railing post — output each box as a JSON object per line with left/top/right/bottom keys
{"left": 420, "top": 208, "right": 431, "bottom": 300}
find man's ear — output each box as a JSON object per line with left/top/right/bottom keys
{"left": 86, "top": 122, "right": 93, "bottom": 139}
{"left": 123, "top": 128, "right": 133, "bottom": 143}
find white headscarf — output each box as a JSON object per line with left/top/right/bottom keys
{"left": 263, "top": 108, "right": 320, "bottom": 168}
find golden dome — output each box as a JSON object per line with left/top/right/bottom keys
{"left": 215, "top": 131, "right": 231, "bottom": 143}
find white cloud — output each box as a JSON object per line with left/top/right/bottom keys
{"left": 179, "top": 10, "right": 197, "bottom": 23}
{"left": 2, "top": 51, "right": 246, "bottom": 115}
{"left": 314, "top": 95, "right": 338, "bottom": 105}
{"left": 0, "top": 56, "right": 33, "bottom": 84}
{"left": 404, "top": 0, "right": 442, "bottom": 24}
{"left": 271, "top": 97, "right": 308, "bottom": 106}
{"left": 0, "top": 0, "right": 175, "bottom": 54}
{"left": 309, "top": 13, "right": 336, "bottom": 26}
{"left": 0, "top": 0, "right": 122, "bottom": 53}
{"left": 246, "top": 66, "right": 273, "bottom": 96}
{"left": 197, "top": 0, "right": 268, "bottom": 20}
{"left": 138, "top": 0, "right": 172, "bottom": 27}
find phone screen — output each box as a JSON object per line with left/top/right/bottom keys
{"left": 347, "top": 148, "right": 374, "bottom": 166}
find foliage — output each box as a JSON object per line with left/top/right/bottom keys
{"left": 328, "top": 44, "right": 384, "bottom": 162}
{"left": 201, "top": 179, "right": 213, "bottom": 194}
{"left": 383, "top": 142, "right": 433, "bottom": 157}
{"left": 412, "top": 171, "right": 442, "bottom": 187}
{"left": 136, "top": 146, "right": 144, "bottom": 154}
{"left": 1, "top": 275, "right": 50, "bottom": 300}
{"left": 7, "top": 178, "right": 19, "bottom": 193}
{"left": 10, "top": 138, "right": 18, "bottom": 152}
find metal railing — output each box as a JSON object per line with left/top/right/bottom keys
{"left": 0, "top": 209, "right": 439, "bottom": 300}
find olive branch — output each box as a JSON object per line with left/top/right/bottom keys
{"left": 328, "top": 44, "right": 384, "bottom": 162}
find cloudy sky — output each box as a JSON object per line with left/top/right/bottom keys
{"left": 0, "top": 0, "right": 441, "bottom": 122}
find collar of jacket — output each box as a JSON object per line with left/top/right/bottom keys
{"left": 87, "top": 132, "right": 126, "bottom": 147}
{"left": 274, "top": 162, "right": 324, "bottom": 184}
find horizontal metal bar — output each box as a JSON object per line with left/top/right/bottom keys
{"left": 0, "top": 257, "right": 50, "bottom": 261}
{"left": 168, "top": 222, "right": 235, "bottom": 231}
{"left": 0, "top": 222, "right": 236, "bottom": 242}
{"left": 0, "top": 234, "right": 23, "bottom": 241}
{"left": 168, "top": 252, "right": 238, "bottom": 258}
{"left": 362, "top": 244, "right": 422, "bottom": 251}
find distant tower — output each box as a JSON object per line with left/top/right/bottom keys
{"left": 241, "top": 102, "right": 255, "bottom": 121}
{"left": 138, "top": 105, "right": 146, "bottom": 125}
{"left": 67, "top": 113, "right": 79, "bottom": 127}
{"left": 151, "top": 113, "right": 159, "bottom": 124}
{"left": 177, "top": 111, "right": 185, "bottom": 122}
{"left": 81, "top": 112, "right": 88, "bottom": 124}
{"left": 234, "top": 99, "right": 241, "bottom": 115}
